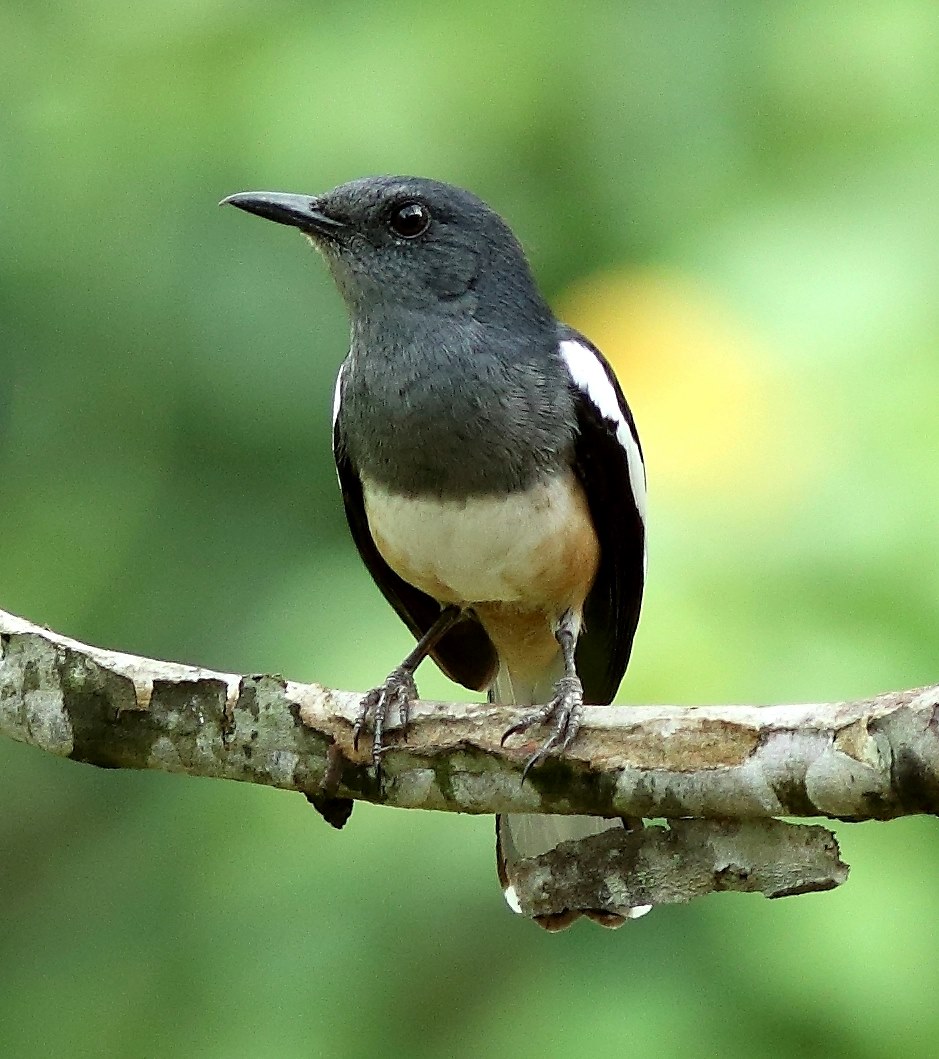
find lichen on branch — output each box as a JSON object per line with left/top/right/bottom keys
{"left": 2, "top": 607, "right": 937, "bottom": 821}
{"left": 2, "top": 606, "right": 938, "bottom": 919}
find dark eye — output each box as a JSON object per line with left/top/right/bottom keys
{"left": 389, "top": 202, "right": 431, "bottom": 239}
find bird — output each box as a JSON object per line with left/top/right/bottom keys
{"left": 222, "top": 177, "right": 647, "bottom": 929}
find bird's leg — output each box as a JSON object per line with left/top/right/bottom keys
{"left": 354, "top": 605, "right": 463, "bottom": 767}
{"left": 501, "top": 608, "right": 585, "bottom": 779}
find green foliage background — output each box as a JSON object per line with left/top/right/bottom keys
{"left": 3, "top": 3, "right": 939, "bottom": 1056}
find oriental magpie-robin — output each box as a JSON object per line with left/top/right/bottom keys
{"left": 223, "top": 177, "right": 647, "bottom": 929}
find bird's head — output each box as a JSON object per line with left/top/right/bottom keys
{"left": 222, "top": 175, "right": 550, "bottom": 328}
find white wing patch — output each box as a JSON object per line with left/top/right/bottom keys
{"left": 332, "top": 361, "right": 346, "bottom": 430}
{"left": 559, "top": 339, "right": 646, "bottom": 522}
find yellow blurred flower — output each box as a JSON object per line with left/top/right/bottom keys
{"left": 557, "top": 269, "right": 810, "bottom": 513}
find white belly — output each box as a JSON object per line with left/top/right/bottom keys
{"left": 361, "top": 473, "right": 597, "bottom": 606}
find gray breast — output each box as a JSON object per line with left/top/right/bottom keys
{"left": 337, "top": 333, "right": 577, "bottom": 498}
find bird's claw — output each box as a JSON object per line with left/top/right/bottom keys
{"left": 353, "top": 666, "right": 418, "bottom": 768}
{"left": 501, "top": 674, "right": 585, "bottom": 781}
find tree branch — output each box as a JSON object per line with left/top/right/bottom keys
{"left": 2, "top": 606, "right": 937, "bottom": 821}
{"left": 514, "top": 819, "right": 848, "bottom": 920}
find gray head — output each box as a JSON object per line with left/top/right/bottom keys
{"left": 222, "top": 176, "right": 554, "bottom": 333}
{"left": 223, "top": 176, "right": 575, "bottom": 495}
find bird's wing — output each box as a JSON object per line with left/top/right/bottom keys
{"left": 558, "top": 326, "right": 646, "bottom": 705}
{"left": 332, "top": 367, "right": 499, "bottom": 693}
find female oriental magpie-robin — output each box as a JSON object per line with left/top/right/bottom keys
{"left": 223, "top": 177, "right": 647, "bottom": 930}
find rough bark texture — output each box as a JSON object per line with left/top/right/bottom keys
{"left": 512, "top": 820, "right": 849, "bottom": 920}
{"left": 3, "top": 607, "right": 937, "bottom": 820}
{"left": 1, "top": 606, "right": 935, "bottom": 921}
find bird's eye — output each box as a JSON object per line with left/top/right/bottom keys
{"left": 389, "top": 202, "right": 431, "bottom": 239}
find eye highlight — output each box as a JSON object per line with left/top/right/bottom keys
{"left": 389, "top": 202, "right": 431, "bottom": 239}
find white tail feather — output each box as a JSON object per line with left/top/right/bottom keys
{"left": 493, "top": 663, "right": 644, "bottom": 930}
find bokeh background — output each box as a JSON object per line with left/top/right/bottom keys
{"left": 3, "top": 2, "right": 939, "bottom": 1056}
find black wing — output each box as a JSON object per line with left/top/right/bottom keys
{"left": 559, "top": 326, "right": 646, "bottom": 706}
{"left": 332, "top": 395, "right": 499, "bottom": 693}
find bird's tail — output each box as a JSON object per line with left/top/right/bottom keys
{"left": 493, "top": 663, "right": 650, "bottom": 931}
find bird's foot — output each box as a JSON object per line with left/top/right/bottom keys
{"left": 353, "top": 666, "right": 418, "bottom": 768}
{"left": 501, "top": 674, "right": 585, "bottom": 781}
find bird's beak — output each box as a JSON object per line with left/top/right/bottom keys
{"left": 220, "top": 191, "right": 345, "bottom": 236}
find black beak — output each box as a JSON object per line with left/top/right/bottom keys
{"left": 220, "top": 191, "right": 345, "bottom": 236}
